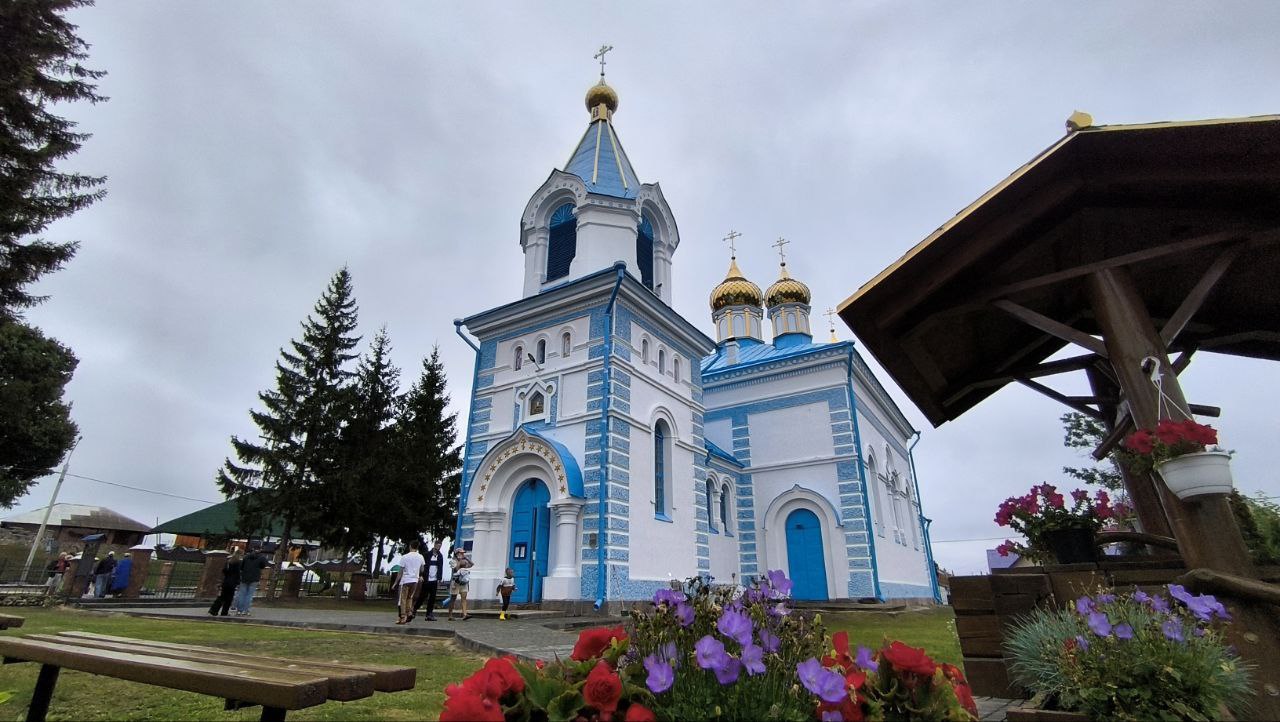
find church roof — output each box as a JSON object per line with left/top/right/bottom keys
{"left": 701, "top": 339, "right": 853, "bottom": 376}
{"left": 563, "top": 118, "right": 641, "bottom": 199}
{"left": 704, "top": 439, "right": 745, "bottom": 468}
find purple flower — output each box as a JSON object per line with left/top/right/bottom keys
{"left": 797, "top": 658, "right": 848, "bottom": 704}
{"left": 741, "top": 643, "right": 766, "bottom": 675}
{"left": 644, "top": 653, "right": 675, "bottom": 693}
{"left": 717, "top": 608, "right": 754, "bottom": 646}
{"left": 654, "top": 588, "right": 686, "bottom": 607}
{"left": 759, "top": 629, "right": 781, "bottom": 654}
{"left": 1162, "top": 619, "right": 1185, "bottom": 643}
{"left": 713, "top": 656, "right": 742, "bottom": 685}
{"left": 1170, "top": 584, "right": 1231, "bottom": 621}
{"left": 1149, "top": 594, "right": 1170, "bottom": 613}
{"left": 696, "top": 635, "right": 728, "bottom": 669}
{"left": 1087, "top": 610, "right": 1112, "bottom": 637}
{"left": 769, "top": 602, "right": 790, "bottom": 618}
{"left": 766, "top": 569, "right": 793, "bottom": 599}
{"left": 1074, "top": 635, "right": 1090, "bottom": 651}
{"left": 661, "top": 641, "right": 678, "bottom": 666}
{"left": 821, "top": 711, "right": 844, "bottom": 722}
{"left": 1133, "top": 590, "right": 1150, "bottom": 605}
{"left": 855, "top": 645, "right": 879, "bottom": 672}
{"left": 675, "top": 601, "right": 695, "bottom": 627}
{"left": 1096, "top": 593, "right": 1116, "bottom": 604}
{"left": 1114, "top": 623, "right": 1134, "bottom": 640}
{"left": 1074, "top": 596, "right": 1094, "bottom": 615}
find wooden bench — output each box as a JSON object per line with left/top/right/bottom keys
{"left": 0, "top": 614, "right": 25, "bottom": 630}
{"left": 0, "top": 631, "right": 416, "bottom": 722}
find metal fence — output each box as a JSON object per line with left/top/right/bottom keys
{"left": 138, "top": 562, "right": 203, "bottom": 599}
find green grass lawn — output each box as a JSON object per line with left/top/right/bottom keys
{"left": 822, "top": 608, "right": 963, "bottom": 668}
{"left": 0, "top": 607, "right": 486, "bottom": 721}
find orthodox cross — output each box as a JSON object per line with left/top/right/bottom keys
{"left": 772, "top": 236, "right": 790, "bottom": 264}
{"left": 723, "top": 230, "right": 742, "bottom": 259}
{"left": 825, "top": 308, "right": 839, "bottom": 341}
{"left": 594, "top": 45, "right": 614, "bottom": 77}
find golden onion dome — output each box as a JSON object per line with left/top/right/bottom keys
{"left": 765, "top": 263, "right": 812, "bottom": 307}
{"left": 709, "top": 257, "right": 763, "bottom": 311}
{"left": 585, "top": 78, "right": 619, "bottom": 117}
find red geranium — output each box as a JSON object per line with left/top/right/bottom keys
{"left": 572, "top": 625, "right": 628, "bottom": 661}
{"left": 625, "top": 703, "right": 657, "bottom": 722}
{"left": 440, "top": 684, "right": 504, "bottom": 722}
{"left": 583, "top": 660, "right": 623, "bottom": 715}
{"left": 1122, "top": 419, "right": 1218, "bottom": 475}
{"left": 881, "top": 641, "right": 937, "bottom": 677}
{"left": 823, "top": 631, "right": 856, "bottom": 671}
{"left": 481, "top": 656, "right": 524, "bottom": 697}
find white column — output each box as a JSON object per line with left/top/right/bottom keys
{"left": 523, "top": 229, "right": 549, "bottom": 297}
{"left": 469, "top": 510, "right": 506, "bottom": 599}
{"left": 549, "top": 500, "right": 584, "bottom": 577}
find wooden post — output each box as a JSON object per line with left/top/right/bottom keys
{"left": 1087, "top": 266, "right": 1280, "bottom": 719}
{"left": 124, "top": 548, "right": 152, "bottom": 599}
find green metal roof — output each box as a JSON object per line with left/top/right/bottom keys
{"left": 151, "top": 497, "right": 286, "bottom": 537}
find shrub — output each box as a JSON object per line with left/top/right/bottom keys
{"left": 1004, "top": 586, "right": 1251, "bottom": 721}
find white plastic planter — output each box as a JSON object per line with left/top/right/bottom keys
{"left": 1156, "top": 451, "right": 1233, "bottom": 500}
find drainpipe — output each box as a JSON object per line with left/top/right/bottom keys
{"left": 845, "top": 348, "right": 883, "bottom": 601}
{"left": 595, "top": 262, "right": 627, "bottom": 611}
{"left": 454, "top": 320, "right": 481, "bottom": 548}
{"left": 907, "top": 431, "right": 942, "bottom": 603}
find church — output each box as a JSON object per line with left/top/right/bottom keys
{"left": 453, "top": 69, "right": 938, "bottom": 609}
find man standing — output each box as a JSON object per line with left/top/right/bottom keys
{"left": 395, "top": 540, "right": 425, "bottom": 625}
{"left": 92, "top": 551, "right": 116, "bottom": 598}
{"left": 413, "top": 538, "right": 445, "bottom": 621}
{"left": 235, "top": 546, "right": 270, "bottom": 616}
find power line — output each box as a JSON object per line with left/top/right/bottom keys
{"left": 13, "top": 467, "right": 218, "bottom": 505}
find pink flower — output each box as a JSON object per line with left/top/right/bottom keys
{"left": 996, "top": 541, "right": 1016, "bottom": 557}
{"left": 1071, "top": 489, "right": 1089, "bottom": 503}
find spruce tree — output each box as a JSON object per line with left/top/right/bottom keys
{"left": 0, "top": 0, "right": 107, "bottom": 319}
{"left": 390, "top": 347, "right": 461, "bottom": 543}
{"left": 217, "top": 268, "right": 361, "bottom": 575}
{"left": 0, "top": 321, "right": 78, "bottom": 507}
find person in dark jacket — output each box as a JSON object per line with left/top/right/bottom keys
{"left": 209, "top": 549, "right": 243, "bottom": 616}
{"left": 412, "top": 537, "right": 446, "bottom": 621}
{"left": 109, "top": 553, "right": 133, "bottom": 596}
{"left": 234, "top": 546, "right": 270, "bottom": 616}
{"left": 93, "top": 552, "right": 116, "bottom": 598}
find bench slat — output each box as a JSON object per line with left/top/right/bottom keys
{"left": 23, "top": 635, "right": 374, "bottom": 702}
{"left": 0, "top": 638, "right": 329, "bottom": 711}
{"left": 56, "top": 631, "right": 415, "bottom": 692}
{"left": 0, "top": 614, "right": 24, "bottom": 630}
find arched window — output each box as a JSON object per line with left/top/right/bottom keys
{"left": 654, "top": 420, "right": 670, "bottom": 518}
{"left": 528, "top": 391, "right": 545, "bottom": 417}
{"left": 719, "top": 483, "right": 732, "bottom": 532}
{"left": 658, "top": 349, "right": 666, "bottom": 375}
{"left": 546, "top": 203, "right": 577, "bottom": 282}
{"left": 787, "top": 311, "right": 797, "bottom": 332}
{"left": 718, "top": 317, "right": 729, "bottom": 338}
{"left": 705, "top": 478, "right": 716, "bottom": 532}
{"left": 868, "top": 456, "right": 884, "bottom": 537}
{"left": 732, "top": 314, "right": 745, "bottom": 337}
{"left": 562, "top": 332, "right": 571, "bottom": 358}
{"left": 536, "top": 339, "right": 546, "bottom": 365}
{"left": 673, "top": 357, "right": 681, "bottom": 384}
{"left": 636, "top": 213, "right": 655, "bottom": 290}
{"left": 642, "top": 339, "right": 650, "bottom": 364}
{"left": 514, "top": 345, "right": 524, "bottom": 370}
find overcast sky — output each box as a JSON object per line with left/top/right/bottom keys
{"left": 17, "top": 2, "right": 1280, "bottom": 574}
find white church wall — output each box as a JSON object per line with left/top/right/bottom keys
{"left": 558, "top": 368, "right": 590, "bottom": 420}
{"left": 750, "top": 402, "right": 836, "bottom": 462}
{"left": 626, "top": 419, "right": 701, "bottom": 582}
{"left": 704, "top": 418, "right": 732, "bottom": 452}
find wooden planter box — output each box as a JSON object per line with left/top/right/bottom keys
{"left": 1005, "top": 705, "right": 1089, "bottom": 722}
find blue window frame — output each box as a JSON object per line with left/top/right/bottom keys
{"left": 546, "top": 203, "right": 576, "bottom": 282}
{"left": 636, "top": 214, "right": 655, "bottom": 289}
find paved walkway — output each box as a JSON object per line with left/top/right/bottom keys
{"left": 103, "top": 605, "right": 1017, "bottom": 719}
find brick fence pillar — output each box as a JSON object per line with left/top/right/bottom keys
{"left": 125, "top": 547, "right": 153, "bottom": 599}
{"left": 198, "top": 550, "right": 228, "bottom": 599}
{"left": 350, "top": 572, "right": 370, "bottom": 601}
{"left": 282, "top": 567, "right": 303, "bottom": 598}
{"left": 156, "top": 562, "right": 175, "bottom": 595}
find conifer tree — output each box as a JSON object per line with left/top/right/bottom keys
{"left": 217, "top": 268, "right": 361, "bottom": 575}
{"left": 0, "top": 322, "right": 78, "bottom": 506}
{"left": 389, "top": 347, "right": 461, "bottom": 543}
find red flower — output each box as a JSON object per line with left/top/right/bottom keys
{"left": 441, "top": 685, "right": 504, "bottom": 722}
{"left": 1123, "top": 429, "right": 1155, "bottom": 454}
{"left": 572, "top": 625, "right": 628, "bottom": 661}
{"left": 625, "top": 704, "right": 657, "bottom": 722}
{"left": 817, "top": 694, "right": 866, "bottom": 722}
{"left": 823, "top": 631, "right": 856, "bottom": 671}
{"left": 1155, "top": 419, "right": 1184, "bottom": 445}
{"left": 481, "top": 656, "right": 524, "bottom": 697}
{"left": 995, "top": 540, "right": 1015, "bottom": 557}
{"left": 583, "top": 660, "right": 623, "bottom": 715}
{"left": 952, "top": 681, "right": 977, "bottom": 715}
{"left": 1185, "top": 420, "right": 1218, "bottom": 445}
{"left": 881, "top": 641, "right": 937, "bottom": 677}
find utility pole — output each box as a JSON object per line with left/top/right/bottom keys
{"left": 24, "top": 436, "right": 81, "bottom": 582}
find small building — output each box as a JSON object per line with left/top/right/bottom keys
{"left": 1, "top": 504, "right": 150, "bottom": 548}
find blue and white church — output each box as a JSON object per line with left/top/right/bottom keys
{"left": 454, "top": 74, "right": 938, "bottom": 609}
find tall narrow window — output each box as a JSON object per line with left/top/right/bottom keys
{"left": 654, "top": 420, "right": 669, "bottom": 517}
{"left": 636, "top": 213, "right": 655, "bottom": 290}
{"left": 705, "top": 479, "right": 716, "bottom": 531}
{"left": 546, "top": 203, "right": 577, "bottom": 282}
{"left": 673, "top": 358, "right": 681, "bottom": 384}
{"left": 562, "top": 332, "right": 571, "bottom": 358}
{"left": 719, "top": 483, "right": 731, "bottom": 532}
{"left": 868, "top": 457, "right": 884, "bottom": 536}
{"left": 536, "top": 339, "right": 546, "bottom": 365}
{"left": 658, "top": 349, "right": 666, "bottom": 375}
{"left": 514, "top": 345, "right": 524, "bottom": 370}
{"left": 642, "top": 339, "right": 650, "bottom": 364}
{"left": 732, "top": 314, "right": 745, "bottom": 337}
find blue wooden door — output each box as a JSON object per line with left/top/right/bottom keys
{"left": 508, "top": 479, "right": 551, "bottom": 604}
{"left": 785, "top": 508, "right": 828, "bottom": 601}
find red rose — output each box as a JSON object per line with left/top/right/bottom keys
{"left": 881, "top": 641, "right": 936, "bottom": 677}
{"left": 481, "top": 656, "right": 524, "bottom": 697}
{"left": 441, "top": 685, "right": 504, "bottom": 722}
{"left": 571, "top": 625, "right": 627, "bottom": 661}
{"left": 625, "top": 703, "right": 657, "bottom": 722}
{"left": 583, "top": 660, "right": 623, "bottom": 715}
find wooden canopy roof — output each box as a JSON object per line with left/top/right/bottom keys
{"left": 838, "top": 115, "right": 1280, "bottom": 427}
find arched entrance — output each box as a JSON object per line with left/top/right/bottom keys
{"left": 508, "top": 478, "right": 551, "bottom": 604}
{"left": 785, "top": 508, "right": 829, "bottom": 601}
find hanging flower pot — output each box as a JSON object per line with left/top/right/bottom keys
{"left": 1041, "top": 527, "right": 1097, "bottom": 564}
{"left": 1156, "top": 450, "right": 1233, "bottom": 500}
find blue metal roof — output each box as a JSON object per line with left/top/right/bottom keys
{"left": 564, "top": 120, "right": 640, "bottom": 199}
{"left": 704, "top": 439, "right": 744, "bottom": 468}
{"left": 701, "top": 339, "right": 854, "bottom": 376}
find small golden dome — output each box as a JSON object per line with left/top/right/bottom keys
{"left": 765, "top": 263, "right": 811, "bottom": 306}
{"left": 710, "top": 257, "right": 763, "bottom": 311}
{"left": 585, "top": 79, "right": 619, "bottom": 116}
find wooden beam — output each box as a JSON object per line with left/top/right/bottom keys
{"left": 1176, "top": 568, "right": 1280, "bottom": 607}
{"left": 1014, "top": 377, "right": 1104, "bottom": 420}
{"left": 1189, "top": 404, "right": 1220, "bottom": 418}
{"left": 1160, "top": 244, "right": 1244, "bottom": 345}
{"left": 1170, "top": 346, "right": 1197, "bottom": 375}
{"left": 993, "top": 300, "right": 1109, "bottom": 357}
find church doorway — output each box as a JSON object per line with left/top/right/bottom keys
{"left": 508, "top": 478, "right": 551, "bottom": 604}
{"left": 785, "top": 508, "right": 828, "bottom": 600}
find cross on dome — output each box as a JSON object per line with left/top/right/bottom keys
{"left": 723, "top": 230, "right": 742, "bottom": 259}
{"left": 594, "top": 44, "right": 613, "bottom": 78}
{"left": 772, "top": 236, "right": 790, "bottom": 265}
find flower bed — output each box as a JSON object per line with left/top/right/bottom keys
{"left": 441, "top": 572, "right": 976, "bottom": 722}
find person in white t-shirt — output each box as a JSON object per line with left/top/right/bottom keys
{"left": 395, "top": 540, "right": 426, "bottom": 624}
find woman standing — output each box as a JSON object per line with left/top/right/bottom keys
{"left": 445, "top": 548, "right": 473, "bottom": 621}
{"left": 209, "top": 549, "right": 242, "bottom": 617}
